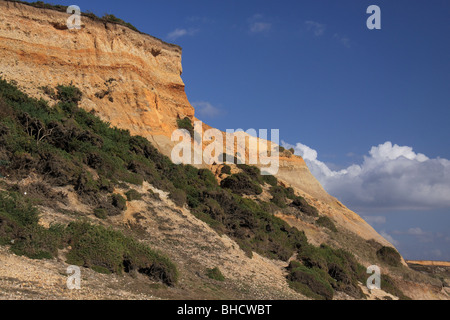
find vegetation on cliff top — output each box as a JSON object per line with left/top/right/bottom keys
{"left": 6, "top": 1, "right": 152, "bottom": 37}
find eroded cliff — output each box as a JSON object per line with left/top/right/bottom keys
{"left": 3, "top": 2, "right": 447, "bottom": 302}
{"left": 0, "top": 0, "right": 393, "bottom": 248}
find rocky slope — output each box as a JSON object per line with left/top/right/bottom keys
{"left": 0, "top": 0, "right": 448, "bottom": 300}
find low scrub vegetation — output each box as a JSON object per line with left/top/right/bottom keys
{"left": 176, "top": 117, "right": 194, "bottom": 137}
{"left": 376, "top": 246, "right": 402, "bottom": 267}
{"left": 7, "top": 1, "right": 140, "bottom": 32}
{"left": 0, "top": 79, "right": 410, "bottom": 299}
{"left": 289, "top": 244, "right": 367, "bottom": 300}
{"left": 206, "top": 267, "right": 225, "bottom": 281}
{"left": 316, "top": 216, "right": 337, "bottom": 232}
{"left": 0, "top": 190, "right": 177, "bottom": 285}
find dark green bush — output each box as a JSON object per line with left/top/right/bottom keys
{"left": 56, "top": 85, "right": 82, "bottom": 104}
{"left": 176, "top": 117, "right": 194, "bottom": 137}
{"left": 269, "top": 186, "right": 288, "bottom": 208}
{"left": 376, "top": 246, "right": 402, "bottom": 267}
{"left": 381, "top": 274, "right": 411, "bottom": 300}
{"left": 221, "top": 165, "right": 231, "bottom": 175}
{"left": 316, "top": 216, "right": 338, "bottom": 232}
{"left": 294, "top": 244, "right": 366, "bottom": 299}
{"left": 287, "top": 265, "right": 334, "bottom": 300}
{"left": 206, "top": 267, "right": 225, "bottom": 281}
{"left": 262, "top": 174, "right": 278, "bottom": 187}
{"left": 101, "top": 14, "right": 139, "bottom": 32}
{"left": 0, "top": 186, "right": 178, "bottom": 285}
{"left": 0, "top": 191, "right": 40, "bottom": 227}
{"left": 7, "top": 1, "right": 141, "bottom": 33}
{"left": 291, "top": 196, "right": 319, "bottom": 217}
{"left": 10, "top": 224, "right": 65, "bottom": 260}
{"left": 125, "top": 189, "right": 143, "bottom": 201}
{"left": 220, "top": 173, "right": 262, "bottom": 196}
{"left": 65, "top": 222, "right": 178, "bottom": 285}
{"left": 111, "top": 193, "right": 127, "bottom": 211}
{"left": 94, "top": 208, "right": 108, "bottom": 220}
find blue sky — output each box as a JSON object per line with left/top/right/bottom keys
{"left": 26, "top": 0, "right": 450, "bottom": 260}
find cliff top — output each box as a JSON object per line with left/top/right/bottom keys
{"left": 2, "top": 0, "right": 182, "bottom": 51}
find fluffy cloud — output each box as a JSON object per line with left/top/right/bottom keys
{"left": 380, "top": 231, "right": 399, "bottom": 246}
{"left": 333, "top": 33, "right": 351, "bottom": 47}
{"left": 305, "top": 21, "right": 326, "bottom": 36}
{"left": 167, "top": 28, "right": 199, "bottom": 41}
{"left": 248, "top": 14, "right": 272, "bottom": 34}
{"left": 250, "top": 22, "right": 272, "bottom": 33}
{"left": 282, "top": 141, "right": 450, "bottom": 212}
{"left": 192, "top": 101, "right": 222, "bottom": 118}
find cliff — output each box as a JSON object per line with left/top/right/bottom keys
{"left": 3, "top": 0, "right": 447, "bottom": 300}
{"left": 0, "top": 0, "right": 194, "bottom": 146}
{"left": 0, "top": 0, "right": 391, "bottom": 248}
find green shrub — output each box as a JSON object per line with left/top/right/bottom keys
{"left": 376, "top": 246, "right": 402, "bottom": 267}
{"left": 101, "top": 14, "right": 139, "bottom": 32}
{"left": 65, "top": 222, "right": 178, "bottom": 285}
{"left": 94, "top": 208, "right": 108, "bottom": 220}
{"left": 10, "top": 224, "right": 65, "bottom": 259}
{"left": 111, "top": 193, "right": 127, "bottom": 211}
{"left": 220, "top": 173, "right": 262, "bottom": 195}
{"left": 0, "top": 187, "right": 178, "bottom": 285}
{"left": 176, "top": 117, "right": 194, "bottom": 137}
{"left": 0, "top": 191, "right": 40, "bottom": 227}
{"left": 56, "top": 85, "right": 82, "bottom": 104}
{"left": 287, "top": 265, "right": 334, "bottom": 300}
{"left": 8, "top": 2, "right": 141, "bottom": 33}
{"left": 221, "top": 165, "right": 231, "bottom": 175}
{"left": 295, "top": 244, "right": 366, "bottom": 299}
{"left": 262, "top": 174, "right": 278, "bottom": 187}
{"left": 269, "top": 186, "right": 288, "bottom": 208}
{"left": 125, "top": 189, "right": 142, "bottom": 201}
{"left": 291, "top": 196, "right": 319, "bottom": 217}
{"left": 316, "top": 216, "right": 337, "bottom": 232}
{"left": 206, "top": 267, "right": 225, "bottom": 281}
{"left": 381, "top": 274, "right": 411, "bottom": 300}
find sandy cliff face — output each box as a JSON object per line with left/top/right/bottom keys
{"left": 0, "top": 0, "right": 194, "bottom": 144}
{"left": 0, "top": 1, "right": 390, "bottom": 250}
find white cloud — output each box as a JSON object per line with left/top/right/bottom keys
{"left": 333, "top": 33, "right": 351, "bottom": 47}
{"left": 282, "top": 141, "right": 450, "bottom": 211}
{"left": 248, "top": 14, "right": 272, "bottom": 34}
{"left": 380, "top": 231, "right": 399, "bottom": 246}
{"left": 250, "top": 22, "right": 272, "bottom": 33}
{"left": 167, "top": 28, "right": 199, "bottom": 41}
{"left": 192, "top": 101, "right": 222, "bottom": 118}
{"left": 393, "top": 228, "right": 434, "bottom": 243}
{"left": 406, "top": 228, "right": 427, "bottom": 236}
{"left": 305, "top": 20, "right": 326, "bottom": 36}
